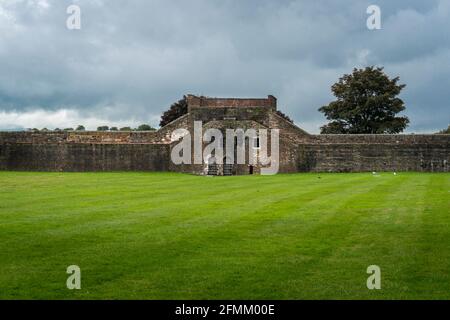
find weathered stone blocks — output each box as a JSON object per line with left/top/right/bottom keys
{"left": 0, "top": 95, "right": 449, "bottom": 173}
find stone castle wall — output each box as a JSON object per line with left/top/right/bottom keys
{"left": 0, "top": 131, "right": 161, "bottom": 144}
{"left": 0, "top": 95, "right": 449, "bottom": 173}
{"left": 0, "top": 142, "right": 169, "bottom": 171}
{"left": 296, "top": 141, "right": 449, "bottom": 172}
{"left": 293, "top": 134, "right": 449, "bottom": 173}
{"left": 310, "top": 134, "right": 449, "bottom": 145}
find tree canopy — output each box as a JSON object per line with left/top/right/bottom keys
{"left": 160, "top": 96, "right": 188, "bottom": 127}
{"left": 97, "top": 126, "right": 109, "bottom": 131}
{"left": 136, "top": 124, "right": 155, "bottom": 131}
{"left": 319, "top": 66, "right": 409, "bottom": 134}
{"left": 437, "top": 125, "right": 450, "bottom": 134}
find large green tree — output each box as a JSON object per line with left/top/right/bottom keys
{"left": 319, "top": 67, "right": 409, "bottom": 134}
{"left": 159, "top": 96, "right": 188, "bottom": 127}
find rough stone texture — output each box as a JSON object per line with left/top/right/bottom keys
{"left": 296, "top": 143, "right": 449, "bottom": 172}
{"left": 310, "top": 134, "right": 449, "bottom": 145}
{"left": 0, "top": 95, "right": 449, "bottom": 173}
{"left": 0, "top": 143, "right": 169, "bottom": 171}
{"left": 187, "top": 95, "right": 277, "bottom": 112}
{"left": 0, "top": 131, "right": 162, "bottom": 144}
{"left": 296, "top": 134, "right": 450, "bottom": 172}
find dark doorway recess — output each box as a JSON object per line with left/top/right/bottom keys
{"left": 223, "top": 157, "right": 233, "bottom": 176}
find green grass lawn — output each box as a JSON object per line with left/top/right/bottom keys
{"left": 0, "top": 171, "right": 449, "bottom": 299}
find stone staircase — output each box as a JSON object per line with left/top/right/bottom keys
{"left": 223, "top": 164, "right": 233, "bottom": 176}
{"left": 207, "top": 163, "right": 218, "bottom": 176}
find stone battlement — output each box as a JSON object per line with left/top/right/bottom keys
{"left": 186, "top": 95, "right": 277, "bottom": 112}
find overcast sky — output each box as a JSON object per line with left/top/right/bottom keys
{"left": 0, "top": 0, "right": 449, "bottom": 133}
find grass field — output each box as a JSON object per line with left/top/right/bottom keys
{"left": 0, "top": 171, "right": 449, "bottom": 299}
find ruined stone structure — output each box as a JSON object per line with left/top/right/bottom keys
{"left": 0, "top": 95, "right": 449, "bottom": 174}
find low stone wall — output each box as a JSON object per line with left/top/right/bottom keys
{"left": 310, "top": 134, "right": 449, "bottom": 145}
{"left": 291, "top": 134, "right": 450, "bottom": 173}
{"left": 0, "top": 131, "right": 164, "bottom": 144}
{"left": 0, "top": 128, "right": 449, "bottom": 173}
{"left": 0, "top": 143, "right": 170, "bottom": 171}
{"left": 296, "top": 142, "right": 449, "bottom": 172}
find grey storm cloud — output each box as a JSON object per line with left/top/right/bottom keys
{"left": 0, "top": 0, "right": 449, "bottom": 132}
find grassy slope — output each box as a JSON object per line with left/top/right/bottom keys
{"left": 0, "top": 172, "right": 448, "bottom": 299}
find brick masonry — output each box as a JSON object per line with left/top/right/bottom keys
{"left": 0, "top": 95, "right": 449, "bottom": 173}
